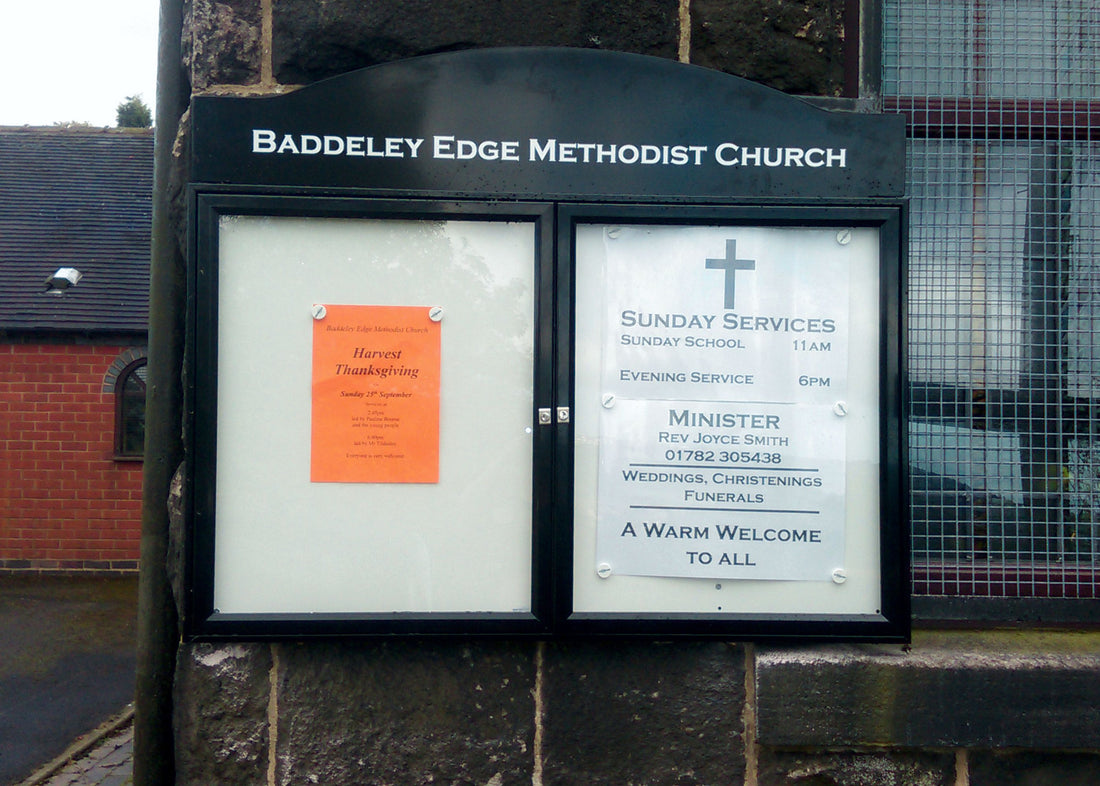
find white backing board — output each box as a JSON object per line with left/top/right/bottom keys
{"left": 213, "top": 216, "right": 536, "bottom": 614}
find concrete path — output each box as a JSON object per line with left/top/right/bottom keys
{"left": 36, "top": 723, "right": 133, "bottom": 786}
{"left": 0, "top": 575, "right": 137, "bottom": 786}
{"left": 16, "top": 708, "right": 134, "bottom": 786}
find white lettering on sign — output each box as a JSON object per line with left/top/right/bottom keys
{"left": 249, "top": 129, "right": 848, "bottom": 170}
{"left": 714, "top": 143, "right": 847, "bottom": 168}
{"left": 251, "top": 130, "right": 424, "bottom": 158}
{"left": 528, "top": 139, "right": 709, "bottom": 166}
{"left": 432, "top": 136, "right": 521, "bottom": 161}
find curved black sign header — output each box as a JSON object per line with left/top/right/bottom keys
{"left": 192, "top": 47, "right": 905, "bottom": 201}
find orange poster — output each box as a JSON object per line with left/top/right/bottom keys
{"left": 311, "top": 304, "right": 441, "bottom": 483}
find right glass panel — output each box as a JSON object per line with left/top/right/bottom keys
{"left": 571, "top": 222, "right": 887, "bottom": 620}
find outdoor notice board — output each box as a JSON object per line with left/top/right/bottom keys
{"left": 185, "top": 47, "right": 908, "bottom": 640}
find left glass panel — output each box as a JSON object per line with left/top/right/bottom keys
{"left": 196, "top": 205, "right": 540, "bottom": 623}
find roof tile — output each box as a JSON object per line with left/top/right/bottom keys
{"left": 0, "top": 126, "right": 153, "bottom": 335}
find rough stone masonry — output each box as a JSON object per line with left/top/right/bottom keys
{"left": 163, "top": 1, "right": 1100, "bottom": 784}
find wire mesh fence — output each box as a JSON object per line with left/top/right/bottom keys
{"left": 883, "top": 0, "right": 1100, "bottom": 598}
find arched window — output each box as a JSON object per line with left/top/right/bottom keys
{"left": 115, "top": 359, "right": 147, "bottom": 458}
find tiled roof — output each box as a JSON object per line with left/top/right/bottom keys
{"left": 0, "top": 126, "right": 152, "bottom": 335}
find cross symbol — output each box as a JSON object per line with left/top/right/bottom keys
{"left": 705, "top": 239, "right": 755, "bottom": 310}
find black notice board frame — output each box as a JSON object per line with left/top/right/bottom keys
{"left": 185, "top": 194, "right": 558, "bottom": 640}
{"left": 185, "top": 47, "right": 909, "bottom": 641}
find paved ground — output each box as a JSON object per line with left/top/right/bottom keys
{"left": 0, "top": 575, "right": 138, "bottom": 786}
{"left": 36, "top": 720, "right": 133, "bottom": 786}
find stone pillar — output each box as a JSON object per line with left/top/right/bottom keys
{"left": 168, "top": 2, "right": 853, "bottom": 783}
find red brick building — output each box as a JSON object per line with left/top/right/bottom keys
{"left": 0, "top": 127, "right": 152, "bottom": 572}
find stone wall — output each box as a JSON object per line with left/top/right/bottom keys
{"left": 172, "top": 632, "right": 1100, "bottom": 785}
{"left": 182, "top": 0, "right": 848, "bottom": 95}
{"left": 167, "top": 1, "right": 1100, "bottom": 783}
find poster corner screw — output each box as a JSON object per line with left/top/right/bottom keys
{"left": 429, "top": 306, "right": 444, "bottom": 322}
{"left": 597, "top": 563, "right": 613, "bottom": 579}
{"left": 311, "top": 304, "right": 327, "bottom": 320}
{"left": 832, "top": 568, "right": 848, "bottom": 584}
{"left": 836, "top": 229, "right": 852, "bottom": 245}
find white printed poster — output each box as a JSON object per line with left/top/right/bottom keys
{"left": 592, "top": 225, "right": 862, "bottom": 581}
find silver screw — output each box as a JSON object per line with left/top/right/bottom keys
{"left": 601, "top": 393, "right": 615, "bottom": 408}
{"left": 836, "top": 229, "right": 852, "bottom": 245}
{"left": 310, "top": 304, "right": 327, "bottom": 320}
{"left": 832, "top": 568, "right": 848, "bottom": 584}
{"left": 428, "top": 306, "right": 444, "bottom": 322}
{"left": 833, "top": 401, "right": 848, "bottom": 417}
{"left": 597, "top": 563, "right": 612, "bottom": 579}
{"left": 538, "top": 409, "right": 552, "bottom": 425}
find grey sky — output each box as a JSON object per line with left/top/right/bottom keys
{"left": 1, "top": 0, "right": 159, "bottom": 127}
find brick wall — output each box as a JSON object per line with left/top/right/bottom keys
{"left": 0, "top": 343, "right": 142, "bottom": 571}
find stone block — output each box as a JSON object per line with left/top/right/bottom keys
{"left": 272, "top": 0, "right": 679, "bottom": 84}
{"left": 756, "top": 631, "right": 1100, "bottom": 749}
{"left": 274, "top": 640, "right": 536, "bottom": 785}
{"left": 541, "top": 641, "right": 744, "bottom": 785}
{"left": 970, "top": 751, "right": 1100, "bottom": 786}
{"left": 185, "top": 0, "right": 263, "bottom": 89}
{"left": 174, "top": 642, "right": 272, "bottom": 786}
{"left": 759, "top": 750, "right": 954, "bottom": 786}
{"left": 690, "top": 0, "right": 846, "bottom": 95}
